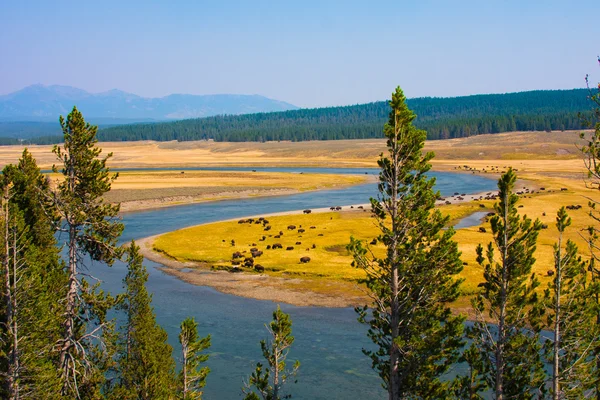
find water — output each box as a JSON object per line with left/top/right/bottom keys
{"left": 87, "top": 169, "right": 497, "bottom": 399}
{"left": 454, "top": 211, "right": 489, "bottom": 229}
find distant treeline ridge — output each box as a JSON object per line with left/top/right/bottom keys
{"left": 3, "top": 89, "right": 594, "bottom": 144}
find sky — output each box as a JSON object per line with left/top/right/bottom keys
{"left": 0, "top": 0, "right": 599, "bottom": 108}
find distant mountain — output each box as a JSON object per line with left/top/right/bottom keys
{"left": 0, "top": 84, "right": 299, "bottom": 121}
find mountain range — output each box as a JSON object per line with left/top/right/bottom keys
{"left": 0, "top": 84, "right": 298, "bottom": 121}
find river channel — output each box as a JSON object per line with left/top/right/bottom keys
{"left": 88, "top": 168, "right": 497, "bottom": 399}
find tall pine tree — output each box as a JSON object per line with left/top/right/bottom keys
{"left": 110, "top": 240, "right": 176, "bottom": 399}
{"left": 51, "top": 106, "right": 124, "bottom": 398}
{"left": 348, "top": 86, "right": 464, "bottom": 399}
{"left": 466, "top": 169, "right": 545, "bottom": 399}
{"left": 0, "top": 150, "right": 65, "bottom": 399}
{"left": 179, "top": 317, "right": 211, "bottom": 400}
{"left": 242, "top": 306, "right": 299, "bottom": 400}
{"left": 542, "top": 207, "right": 599, "bottom": 398}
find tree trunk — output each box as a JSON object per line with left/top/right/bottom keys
{"left": 553, "top": 232, "right": 562, "bottom": 399}
{"left": 273, "top": 344, "right": 280, "bottom": 400}
{"left": 60, "top": 223, "right": 78, "bottom": 395}
{"left": 182, "top": 339, "right": 188, "bottom": 397}
{"left": 388, "top": 113, "right": 401, "bottom": 400}
{"left": 495, "top": 188, "right": 511, "bottom": 400}
{"left": 3, "top": 190, "right": 19, "bottom": 399}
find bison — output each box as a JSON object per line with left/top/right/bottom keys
{"left": 300, "top": 256, "right": 311, "bottom": 263}
{"left": 478, "top": 227, "right": 487, "bottom": 233}
{"left": 286, "top": 246, "right": 294, "bottom": 251}
{"left": 272, "top": 243, "right": 283, "bottom": 249}
{"left": 303, "top": 209, "right": 312, "bottom": 214}
{"left": 255, "top": 264, "right": 265, "bottom": 273}
{"left": 298, "top": 229, "right": 305, "bottom": 234}
{"left": 287, "top": 225, "right": 297, "bottom": 230}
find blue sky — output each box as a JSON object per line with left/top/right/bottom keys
{"left": 1, "top": 0, "right": 598, "bottom": 107}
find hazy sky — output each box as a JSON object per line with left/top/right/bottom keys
{"left": 1, "top": 0, "right": 599, "bottom": 107}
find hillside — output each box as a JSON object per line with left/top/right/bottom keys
{"left": 97, "top": 89, "right": 593, "bottom": 143}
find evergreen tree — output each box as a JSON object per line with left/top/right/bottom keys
{"left": 51, "top": 106, "right": 124, "bottom": 398}
{"left": 542, "top": 207, "right": 599, "bottom": 398}
{"left": 579, "top": 57, "right": 600, "bottom": 398}
{"left": 348, "top": 86, "right": 464, "bottom": 398}
{"left": 111, "top": 241, "right": 176, "bottom": 399}
{"left": 179, "top": 317, "right": 211, "bottom": 400}
{"left": 466, "top": 169, "right": 545, "bottom": 399}
{"left": 0, "top": 150, "right": 65, "bottom": 399}
{"left": 242, "top": 306, "right": 299, "bottom": 400}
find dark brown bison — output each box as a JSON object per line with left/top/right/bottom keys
{"left": 478, "top": 227, "right": 487, "bottom": 233}
{"left": 300, "top": 256, "right": 311, "bottom": 263}
{"left": 232, "top": 251, "right": 243, "bottom": 259}
{"left": 272, "top": 243, "right": 283, "bottom": 249}
{"left": 287, "top": 225, "right": 296, "bottom": 230}
{"left": 255, "top": 264, "right": 265, "bottom": 272}
{"left": 286, "top": 246, "right": 294, "bottom": 251}
{"left": 298, "top": 229, "right": 305, "bottom": 234}
{"left": 295, "top": 242, "right": 301, "bottom": 245}
{"left": 303, "top": 209, "right": 312, "bottom": 214}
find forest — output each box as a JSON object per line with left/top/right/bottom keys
{"left": 0, "top": 89, "right": 592, "bottom": 145}
{"left": 95, "top": 88, "right": 593, "bottom": 142}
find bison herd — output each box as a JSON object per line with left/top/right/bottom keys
{"left": 224, "top": 214, "right": 327, "bottom": 273}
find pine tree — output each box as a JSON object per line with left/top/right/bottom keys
{"left": 348, "top": 86, "right": 464, "bottom": 399}
{"left": 0, "top": 150, "right": 66, "bottom": 399}
{"left": 542, "top": 207, "right": 599, "bottom": 398}
{"left": 110, "top": 240, "right": 176, "bottom": 399}
{"left": 466, "top": 169, "right": 545, "bottom": 399}
{"left": 179, "top": 317, "right": 211, "bottom": 400}
{"left": 51, "top": 106, "right": 124, "bottom": 398}
{"left": 242, "top": 306, "right": 299, "bottom": 400}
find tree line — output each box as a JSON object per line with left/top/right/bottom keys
{"left": 1, "top": 89, "right": 593, "bottom": 145}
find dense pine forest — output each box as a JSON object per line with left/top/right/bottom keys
{"left": 0, "top": 89, "right": 593, "bottom": 145}
{"left": 96, "top": 88, "right": 592, "bottom": 142}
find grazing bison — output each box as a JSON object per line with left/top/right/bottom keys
{"left": 279, "top": 231, "right": 284, "bottom": 235}
{"left": 310, "top": 226, "right": 316, "bottom": 229}
{"left": 286, "top": 246, "right": 294, "bottom": 251}
{"left": 358, "top": 206, "right": 363, "bottom": 209}
{"left": 303, "top": 209, "right": 312, "bottom": 214}
{"left": 541, "top": 224, "right": 549, "bottom": 229}
{"left": 266, "top": 245, "right": 271, "bottom": 250}
{"left": 230, "top": 266, "right": 242, "bottom": 273}
{"left": 300, "top": 256, "right": 311, "bottom": 263}
{"left": 312, "top": 244, "right": 316, "bottom": 249}
{"left": 298, "top": 229, "right": 305, "bottom": 234}
{"left": 255, "top": 264, "right": 265, "bottom": 272}
{"left": 250, "top": 247, "right": 258, "bottom": 252}
{"left": 478, "top": 227, "right": 487, "bottom": 233}
{"left": 287, "top": 225, "right": 296, "bottom": 230}
{"left": 295, "top": 241, "right": 302, "bottom": 245}
{"left": 330, "top": 207, "right": 336, "bottom": 210}
{"left": 561, "top": 188, "right": 568, "bottom": 191}
{"left": 251, "top": 250, "right": 263, "bottom": 257}
{"left": 547, "top": 270, "right": 555, "bottom": 276}
{"left": 264, "top": 225, "right": 272, "bottom": 231}
{"left": 318, "top": 233, "right": 324, "bottom": 236}
{"left": 272, "top": 243, "right": 283, "bottom": 249}
{"left": 335, "top": 206, "right": 342, "bottom": 211}
{"left": 274, "top": 235, "right": 281, "bottom": 238}
{"left": 244, "top": 257, "right": 254, "bottom": 267}
{"left": 232, "top": 251, "right": 243, "bottom": 259}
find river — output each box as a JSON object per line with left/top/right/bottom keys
{"left": 89, "top": 168, "right": 497, "bottom": 399}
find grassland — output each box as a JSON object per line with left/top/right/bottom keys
{"left": 139, "top": 129, "right": 596, "bottom": 308}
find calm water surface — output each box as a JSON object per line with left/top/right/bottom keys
{"left": 88, "top": 168, "right": 497, "bottom": 399}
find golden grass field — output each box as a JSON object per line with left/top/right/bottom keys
{"left": 1, "top": 130, "right": 597, "bottom": 308}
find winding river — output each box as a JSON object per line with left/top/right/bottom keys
{"left": 90, "top": 168, "right": 497, "bottom": 399}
